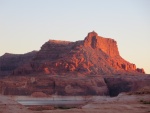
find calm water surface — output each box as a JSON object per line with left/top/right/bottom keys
{"left": 16, "top": 96, "right": 89, "bottom": 106}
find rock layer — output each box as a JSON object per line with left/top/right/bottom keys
{"left": 0, "top": 76, "right": 109, "bottom": 96}
{"left": 0, "top": 75, "right": 149, "bottom": 96}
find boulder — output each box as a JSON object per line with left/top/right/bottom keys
{"left": 31, "top": 92, "right": 47, "bottom": 97}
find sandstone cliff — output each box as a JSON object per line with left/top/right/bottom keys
{"left": 12, "top": 31, "right": 144, "bottom": 75}
{"left": 0, "top": 31, "right": 145, "bottom": 76}
{"left": 0, "top": 31, "right": 148, "bottom": 96}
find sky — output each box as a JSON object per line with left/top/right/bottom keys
{"left": 0, "top": 0, "right": 150, "bottom": 74}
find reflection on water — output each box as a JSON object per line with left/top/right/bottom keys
{"left": 16, "top": 96, "right": 90, "bottom": 107}
{"left": 17, "top": 100, "right": 85, "bottom": 106}
{"left": 15, "top": 96, "right": 108, "bottom": 107}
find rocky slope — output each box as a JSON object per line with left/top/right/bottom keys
{"left": 0, "top": 51, "right": 37, "bottom": 76}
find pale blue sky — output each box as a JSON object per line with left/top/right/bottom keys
{"left": 0, "top": 0, "right": 150, "bottom": 73}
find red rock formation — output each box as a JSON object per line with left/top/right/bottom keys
{"left": 0, "top": 75, "right": 149, "bottom": 96}
{"left": 84, "top": 31, "right": 119, "bottom": 57}
{"left": 0, "top": 76, "right": 109, "bottom": 96}
{"left": 104, "top": 75, "right": 150, "bottom": 96}
{"left": 0, "top": 32, "right": 148, "bottom": 96}
{"left": 31, "top": 92, "right": 47, "bottom": 97}
{"left": 0, "top": 51, "right": 37, "bottom": 76}
{"left": 136, "top": 68, "right": 145, "bottom": 73}
{"left": 25, "top": 31, "right": 144, "bottom": 75}
{"left": 0, "top": 31, "right": 145, "bottom": 76}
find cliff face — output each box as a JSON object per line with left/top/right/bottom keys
{"left": 0, "top": 75, "right": 149, "bottom": 96}
{"left": 0, "top": 31, "right": 145, "bottom": 76}
{"left": 19, "top": 31, "right": 143, "bottom": 75}
{"left": 0, "top": 31, "right": 148, "bottom": 96}
{"left": 34, "top": 40, "right": 74, "bottom": 60}
{"left": 0, "top": 76, "right": 109, "bottom": 96}
{"left": 84, "top": 31, "right": 119, "bottom": 57}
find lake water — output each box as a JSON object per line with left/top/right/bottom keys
{"left": 17, "top": 100, "right": 85, "bottom": 106}
{"left": 15, "top": 96, "right": 89, "bottom": 107}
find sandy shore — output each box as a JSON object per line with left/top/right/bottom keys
{"left": 0, "top": 94, "right": 32, "bottom": 113}
{"left": 0, "top": 93, "right": 150, "bottom": 113}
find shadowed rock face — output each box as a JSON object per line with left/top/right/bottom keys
{"left": 0, "top": 75, "right": 149, "bottom": 96}
{"left": 0, "top": 51, "right": 37, "bottom": 76}
{"left": 104, "top": 75, "right": 150, "bottom": 96}
{"left": 0, "top": 76, "right": 109, "bottom": 96}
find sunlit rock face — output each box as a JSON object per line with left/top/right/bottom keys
{"left": 84, "top": 31, "right": 119, "bottom": 57}
{"left": 16, "top": 31, "right": 144, "bottom": 75}
{"left": 0, "top": 31, "right": 145, "bottom": 76}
